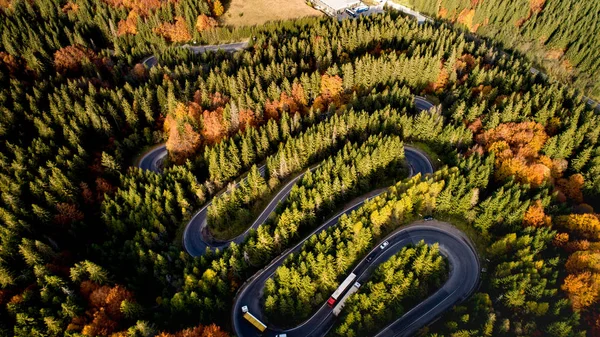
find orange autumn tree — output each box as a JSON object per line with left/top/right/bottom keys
{"left": 291, "top": 82, "right": 308, "bottom": 106}
{"left": 457, "top": 8, "right": 477, "bottom": 32}
{"left": 163, "top": 84, "right": 306, "bottom": 162}
{"left": 320, "top": 74, "right": 343, "bottom": 98}
{"left": 426, "top": 60, "right": 450, "bottom": 93}
{"left": 555, "top": 211, "right": 600, "bottom": 318}
{"left": 212, "top": 0, "right": 224, "bottom": 16}
{"left": 566, "top": 251, "right": 600, "bottom": 274}
{"left": 475, "top": 121, "right": 550, "bottom": 186}
{"left": 0, "top": 52, "right": 20, "bottom": 75}
{"left": 264, "top": 82, "right": 309, "bottom": 119}
{"left": 54, "top": 45, "right": 99, "bottom": 76}
{"left": 61, "top": 1, "right": 79, "bottom": 13}
{"left": 155, "top": 324, "right": 229, "bottom": 337}
{"left": 102, "top": 0, "right": 162, "bottom": 15}
{"left": 131, "top": 63, "right": 148, "bottom": 81}
{"left": 553, "top": 232, "right": 570, "bottom": 248}
{"left": 556, "top": 173, "right": 585, "bottom": 203}
{"left": 556, "top": 214, "right": 600, "bottom": 241}
{"left": 164, "top": 92, "right": 236, "bottom": 157}
{"left": 117, "top": 10, "right": 139, "bottom": 36}
{"left": 562, "top": 272, "right": 600, "bottom": 311}
{"left": 202, "top": 107, "right": 226, "bottom": 143}
{"left": 313, "top": 74, "right": 343, "bottom": 112}
{"left": 68, "top": 281, "right": 136, "bottom": 336}
{"left": 522, "top": 200, "right": 551, "bottom": 227}
{"left": 238, "top": 108, "right": 257, "bottom": 132}
{"left": 165, "top": 103, "right": 202, "bottom": 163}
{"left": 196, "top": 14, "right": 218, "bottom": 31}
{"left": 530, "top": 0, "right": 546, "bottom": 13}
{"left": 154, "top": 16, "right": 192, "bottom": 43}
{"left": 264, "top": 92, "right": 303, "bottom": 119}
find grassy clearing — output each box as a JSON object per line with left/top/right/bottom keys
{"left": 222, "top": 0, "right": 323, "bottom": 27}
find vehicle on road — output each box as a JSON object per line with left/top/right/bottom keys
{"left": 241, "top": 306, "right": 267, "bottom": 332}
{"left": 275, "top": 334, "right": 287, "bottom": 337}
{"left": 333, "top": 282, "right": 361, "bottom": 316}
{"left": 366, "top": 253, "right": 376, "bottom": 262}
{"left": 380, "top": 240, "right": 389, "bottom": 249}
{"left": 355, "top": 5, "right": 369, "bottom": 13}
{"left": 424, "top": 215, "right": 434, "bottom": 221}
{"left": 345, "top": 8, "right": 357, "bottom": 17}
{"left": 327, "top": 273, "right": 357, "bottom": 307}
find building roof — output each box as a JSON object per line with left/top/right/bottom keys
{"left": 322, "top": 0, "right": 361, "bottom": 11}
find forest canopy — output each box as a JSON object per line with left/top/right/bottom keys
{"left": 0, "top": 0, "right": 600, "bottom": 336}
{"left": 400, "top": 0, "right": 600, "bottom": 102}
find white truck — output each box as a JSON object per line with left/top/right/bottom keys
{"left": 327, "top": 273, "right": 357, "bottom": 307}
{"left": 333, "top": 282, "right": 361, "bottom": 316}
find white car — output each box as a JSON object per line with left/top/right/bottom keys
{"left": 380, "top": 241, "right": 389, "bottom": 249}
{"left": 355, "top": 5, "right": 369, "bottom": 13}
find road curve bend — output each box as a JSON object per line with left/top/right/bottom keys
{"left": 183, "top": 146, "right": 431, "bottom": 257}
{"left": 142, "top": 41, "right": 249, "bottom": 68}
{"left": 231, "top": 147, "right": 467, "bottom": 337}
{"left": 182, "top": 164, "right": 314, "bottom": 257}
{"left": 414, "top": 96, "right": 435, "bottom": 112}
{"left": 136, "top": 96, "right": 436, "bottom": 257}
{"left": 231, "top": 148, "right": 479, "bottom": 337}
{"left": 233, "top": 221, "right": 479, "bottom": 337}
{"left": 137, "top": 144, "right": 168, "bottom": 173}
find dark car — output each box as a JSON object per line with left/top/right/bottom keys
{"left": 366, "top": 253, "right": 376, "bottom": 262}
{"left": 424, "top": 215, "right": 434, "bottom": 221}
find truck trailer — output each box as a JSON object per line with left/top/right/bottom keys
{"left": 333, "top": 282, "right": 361, "bottom": 316}
{"left": 241, "top": 306, "right": 267, "bottom": 332}
{"left": 327, "top": 272, "right": 357, "bottom": 307}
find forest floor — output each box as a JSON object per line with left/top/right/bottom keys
{"left": 222, "top": 0, "right": 323, "bottom": 27}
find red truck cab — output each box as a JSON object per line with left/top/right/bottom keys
{"left": 327, "top": 297, "right": 336, "bottom": 307}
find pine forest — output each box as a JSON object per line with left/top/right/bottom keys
{"left": 0, "top": 0, "right": 599, "bottom": 336}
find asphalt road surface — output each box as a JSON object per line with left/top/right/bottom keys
{"left": 415, "top": 96, "right": 435, "bottom": 111}
{"left": 136, "top": 96, "right": 435, "bottom": 256}
{"left": 182, "top": 164, "right": 315, "bottom": 257}
{"left": 133, "top": 96, "right": 473, "bottom": 336}
{"left": 137, "top": 144, "right": 168, "bottom": 173}
{"left": 182, "top": 144, "right": 431, "bottom": 256}
{"left": 231, "top": 147, "right": 478, "bottom": 337}
{"left": 142, "top": 41, "right": 249, "bottom": 68}
{"left": 233, "top": 222, "right": 479, "bottom": 337}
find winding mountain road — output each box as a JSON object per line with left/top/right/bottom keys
{"left": 231, "top": 146, "right": 432, "bottom": 336}
{"left": 231, "top": 145, "right": 480, "bottom": 337}
{"left": 142, "top": 41, "right": 249, "bottom": 68}
{"left": 134, "top": 96, "right": 478, "bottom": 336}
{"left": 137, "top": 96, "right": 436, "bottom": 252}
{"left": 182, "top": 164, "right": 315, "bottom": 257}
{"left": 233, "top": 221, "right": 479, "bottom": 337}
{"left": 182, "top": 145, "right": 432, "bottom": 257}
{"left": 137, "top": 144, "right": 168, "bottom": 173}
{"left": 182, "top": 95, "right": 434, "bottom": 256}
